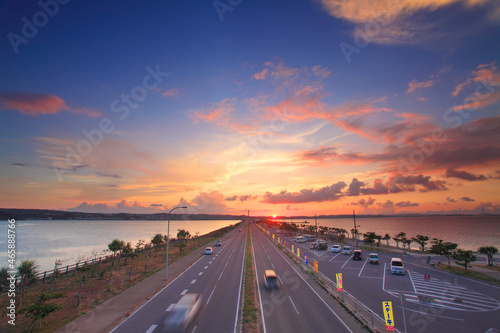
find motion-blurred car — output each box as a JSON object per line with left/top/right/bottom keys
{"left": 264, "top": 270, "right": 279, "bottom": 290}
{"left": 369, "top": 253, "right": 379, "bottom": 264}
{"left": 204, "top": 247, "right": 213, "bottom": 255}
{"left": 331, "top": 245, "right": 341, "bottom": 253}
{"left": 353, "top": 250, "right": 362, "bottom": 260}
{"left": 342, "top": 246, "right": 351, "bottom": 255}
{"left": 161, "top": 293, "right": 202, "bottom": 332}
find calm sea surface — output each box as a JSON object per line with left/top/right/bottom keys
{"left": 0, "top": 219, "right": 240, "bottom": 273}
{"left": 0, "top": 216, "right": 498, "bottom": 273}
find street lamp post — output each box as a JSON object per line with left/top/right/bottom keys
{"left": 165, "top": 206, "right": 187, "bottom": 281}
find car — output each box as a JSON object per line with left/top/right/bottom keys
{"left": 304, "top": 234, "right": 316, "bottom": 241}
{"left": 215, "top": 240, "right": 221, "bottom": 246}
{"left": 353, "top": 250, "right": 362, "bottom": 260}
{"left": 369, "top": 253, "right": 379, "bottom": 264}
{"left": 391, "top": 258, "right": 405, "bottom": 274}
{"left": 309, "top": 242, "right": 317, "bottom": 249}
{"left": 239, "top": 229, "right": 242, "bottom": 232}
{"left": 204, "top": 247, "right": 213, "bottom": 255}
{"left": 294, "top": 236, "right": 306, "bottom": 243}
{"left": 342, "top": 246, "right": 351, "bottom": 255}
{"left": 264, "top": 270, "right": 279, "bottom": 290}
{"left": 331, "top": 245, "right": 342, "bottom": 253}
{"left": 161, "top": 293, "right": 202, "bottom": 332}
{"left": 316, "top": 240, "right": 328, "bottom": 250}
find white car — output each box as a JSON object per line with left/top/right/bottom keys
{"left": 391, "top": 258, "right": 405, "bottom": 274}
{"left": 342, "top": 246, "right": 351, "bottom": 255}
{"left": 162, "top": 293, "right": 202, "bottom": 331}
{"left": 331, "top": 245, "right": 341, "bottom": 253}
{"left": 294, "top": 236, "right": 306, "bottom": 243}
{"left": 204, "top": 247, "right": 213, "bottom": 255}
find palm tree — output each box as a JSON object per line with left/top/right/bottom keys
{"left": 478, "top": 246, "right": 498, "bottom": 266}
{"left": 0, "top": 267, "right": 8, "bottom": 291}
{"left": 108, "top": 239, "right": 124, "bottom": 265}
{"left": 18, "top": 260, "right": 39, "bottom": 306}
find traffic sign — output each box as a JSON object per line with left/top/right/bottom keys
{"left": 382, "top": 301, "right": 395, "bottom": 331}
{"left": 336, "top": 273, "right": 343, "bottom": 292}
{"left": 297, "top": 248, "right": 300, "bottom": 259}
{"left": 314, "top": 261, "right": 318, "bottom": 273}
{"left": 305, "top": 253, "right": 308, "bottom": 265}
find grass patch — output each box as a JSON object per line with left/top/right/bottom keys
{"left": 436, "top": 263, "right": 500, "bottom": 286}
{"left": 242, "top": 227, "right": 258, "bottom": 333}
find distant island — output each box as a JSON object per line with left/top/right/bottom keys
{"left": 0, "top": 208, "right": 496, "bottom": 221}
{"left": 0, "top": 208, "right": 247, "bottom": 221}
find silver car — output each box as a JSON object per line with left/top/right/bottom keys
{"left": 162, "top": 293, "right": 202, "bottom": 332}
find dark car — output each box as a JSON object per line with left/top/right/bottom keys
{"left": 316, "top": 240, "right": 328, "bottom": 250}
{"left": 353, "top": 250, "right": 362, "bottom": 260}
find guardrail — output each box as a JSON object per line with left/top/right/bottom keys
{"left": 257, "top": 224, "right": 387, "bottom": 333}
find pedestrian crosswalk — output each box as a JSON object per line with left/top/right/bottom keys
{"left": 386, "top": 271, "right": 500, "bottom": 312}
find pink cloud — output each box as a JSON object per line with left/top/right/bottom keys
{"left": 407, "top": 79, "right": 434, "bottom": 94}
{"left": 162, "top": 88, "right": 180, "bottom": 98}
{"left": 0, "top": 91, "right": 102, "bottom": 117}
{"left": 253, "top": 68, "right": 268, "bottom": 80}
{"left": 452, "top": 62, "right": 500, "bottom": 97}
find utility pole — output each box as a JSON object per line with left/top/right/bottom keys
{"left": 315, "top": 214, "right": 318, "bottom": 238}
{"left": 353, "top": 210, "right": 358, "bottom": 247}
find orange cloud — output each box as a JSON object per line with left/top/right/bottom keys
{"left": 452, "top": 62, "right": 500, "bottom": 97}
{"left": 407, "top": 79, "right": 434, "bottom": 94}
{"left": 0, "top": 91, "right": 101, "bottom": 117}
{"left": 316, "top": 0, "right": 496, "bottom": 44}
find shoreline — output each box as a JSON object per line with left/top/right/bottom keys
{"left": 0, "top": 222, "right": 241, "bottom": 333}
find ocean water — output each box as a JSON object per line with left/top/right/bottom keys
{"left": 290, "top": 215, "right": 500, "bottom": 251}
{"left": 0, "top": 219, "right": 240, "bottom": 273}
{"left": 1, "top": 216, "right": 498, "bottom": 273}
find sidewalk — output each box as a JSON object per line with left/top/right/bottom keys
{"left": 55, "top": 232, "right": 234, "bottom": 333}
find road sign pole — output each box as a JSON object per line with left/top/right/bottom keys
{"left": 400, "top": 293, "right": 407, "bottom": 333}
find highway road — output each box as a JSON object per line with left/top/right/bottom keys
{"left": 250, "top": 225, "right": 363, "bottom": 333}
{"left": 263, "top": 226, "right": 500, "bottom": 333}
{"left": 109, "top": 225, "right": 246, "bottom": 333}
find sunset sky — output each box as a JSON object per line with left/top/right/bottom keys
{"left": 1, "top": 0, "right": 499, "bottom": 216}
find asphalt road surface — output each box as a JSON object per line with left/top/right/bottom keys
{"left": 266, "top": 226, "right": 500, "bottom": 333}
{"left": 110, "top": 226, "right": 246, "bottom": 333}
{"left": 250, "top": 225, "right": 363, "bottom": 333}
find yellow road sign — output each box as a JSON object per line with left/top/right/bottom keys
{"left": 382, "top": 301, "right": 395, "bottom": 331}
{"left": 336, "top": 273, "right": 343, "bottom": 291}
